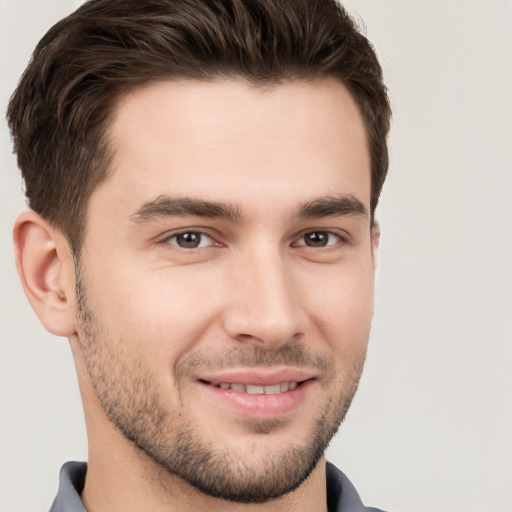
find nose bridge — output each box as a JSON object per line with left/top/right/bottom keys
{"left": 223, "top": 242, "right": 304, "bottom": 346}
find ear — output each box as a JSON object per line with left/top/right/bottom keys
{"left": 13, "top": 210, "right": 77, "bottom": 337}
{"left": 371, "top": 220, "right": 381, "bottom": 270}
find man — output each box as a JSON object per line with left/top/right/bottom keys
{"left": 7, "top": 0, "right": 391, "bottom": 510}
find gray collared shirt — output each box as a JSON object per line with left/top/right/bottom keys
{"left": 49, "top": 461, "right": 385, "bottom": 511}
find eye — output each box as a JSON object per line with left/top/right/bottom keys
{"left": 166, "top": 231, "right": 215, "bottom": 249}
{"left": 295, "top": 231, "right": 341, "bottom": 248}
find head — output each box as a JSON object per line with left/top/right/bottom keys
{"left": 9, "top": 0, "right": 390, "bottom": 506}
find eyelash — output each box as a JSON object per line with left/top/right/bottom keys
{"left": 163, "top": 231, "right": 218, "bottom": 250}
{"left": 161, "top": 229, "right": 347, "bottom": 251}
{"left": 293, "top": 230, "right": 344, "bottom": 249}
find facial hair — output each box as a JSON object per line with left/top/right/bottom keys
{"left": 74, "top": 270, "right": 367, "bottom": 503}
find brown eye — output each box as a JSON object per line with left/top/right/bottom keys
{"left": 297, "top": 231, "right": 340, "bottom": 248}
{"left": 304, "top": 231, "right": 329, "bottom": 247}
{"left": 168, "top": 232, "right": 213, "bottom": 249}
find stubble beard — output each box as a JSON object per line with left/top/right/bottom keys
{"left": 74, "top": 271, "right": 367, "bottom": 503}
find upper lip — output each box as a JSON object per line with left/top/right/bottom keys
{"left": 196, "top": 367, "right": 317, "bottom": 386}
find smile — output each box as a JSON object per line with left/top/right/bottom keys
{"left": 209, "top": 381, "right": 300, "bottom": 394}
{"left": 197, "top": 373, "right": 315, "bottom": 420}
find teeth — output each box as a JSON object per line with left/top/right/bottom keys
{"left": 214, "top": 381, "right": 300, "bottom": 394}
{"left": 264, "top": 384, "right": 281, "bottom": 395}
{"left": 247, "top": 384, "right": 264, "bottom": 394}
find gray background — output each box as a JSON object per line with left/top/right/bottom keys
{"left": 1, "top": 1, "right": 511, "bottom": 511}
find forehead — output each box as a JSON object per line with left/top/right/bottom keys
{"left": 93, "top": 78, "right": 370, "bottom": 220}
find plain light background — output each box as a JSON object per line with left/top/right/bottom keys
{"left": 1, "top": 1, "right": 511, "bottom": 511}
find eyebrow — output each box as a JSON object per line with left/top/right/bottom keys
{"left": 130, "top": 193, "right": 367, "bottom": 224}
{"left": 295, "top": 195, "right": 367, "bottom": 219}
{"left": 130, "top": 195, "right": 243, "bottom": 223}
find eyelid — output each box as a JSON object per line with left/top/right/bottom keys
{"left": 160, "top": 228, "right": 220, "bottom": 248}
{"left": 293, "top": 229, "right": 347, "bottom": 248}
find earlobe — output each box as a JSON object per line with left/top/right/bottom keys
{"left": 371, "top": 220, "right": 381, "bottom": 270}
{"left": 13, "top": 210, "right": 77, "bottom": 337}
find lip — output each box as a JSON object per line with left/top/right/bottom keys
{"left": 195, "top": 368, "right": 317, "bottom": 420}
{"left": 197, "top": 367, "right": 317, "bottom": 386}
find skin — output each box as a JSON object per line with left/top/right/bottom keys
{"left": 14, "top": 78, "right": 379, "bottom": 512}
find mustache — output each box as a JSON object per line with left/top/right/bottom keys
{"left": 174, "top": 342, "right": 333, "bottom": 379}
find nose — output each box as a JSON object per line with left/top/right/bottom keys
{"left": 222, "top": 247, "right": 307, "bottom": 349}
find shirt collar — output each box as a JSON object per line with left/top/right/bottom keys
{"left": 49, "top": 460, "right": 378, "bottom": 512}
{"left": 49, "top": 461, "right": 87, "bottom": 512}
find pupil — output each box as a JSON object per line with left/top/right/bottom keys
{"left": 178, "top": 232, "right": 200, "bottom": 248}
{"left": 306, "top": 232, "right": 328, "bottom": 247}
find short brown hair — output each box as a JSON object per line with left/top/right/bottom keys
{"left": 7, "top": 0, "right": 391, "bottom": 253}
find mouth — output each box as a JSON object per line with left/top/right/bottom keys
{"left": 195, "top": 369, "right": 316, "bottom": 420}
{"left": 200, "top": 380, "right": 303, "bottom": 394}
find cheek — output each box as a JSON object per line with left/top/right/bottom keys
{"left": 303, "top": 260, "right": 375, "bottom": 351}
{"left": 85, "top": 261, "right": 223, "bottom": 359}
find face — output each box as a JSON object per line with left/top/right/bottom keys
{"left": 73, "top": 78, "right": 376, "bottom": 503}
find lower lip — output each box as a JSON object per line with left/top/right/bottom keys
{"left": 198, "top": 380, "right": 314, "bottom": 420}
